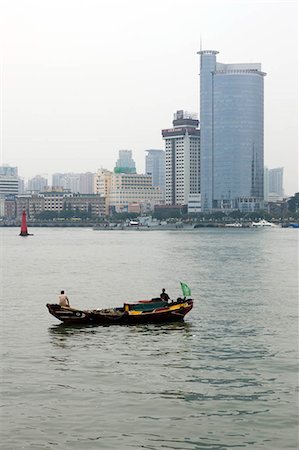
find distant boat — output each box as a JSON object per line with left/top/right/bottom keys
{"left": 286, "top": 223, "right": 299, "bottom": 228}
{"left": 19, "top": 210, "right": 33, "bottom": 236}
{"left": 251, "top": 219, "right": 276, "bottom": 228}
{"left": 225, "top": 223, "right": 242, "bottom": 228}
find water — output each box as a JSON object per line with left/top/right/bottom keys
{"left": 1, "top": 227, "right": 298, "bottom": 450}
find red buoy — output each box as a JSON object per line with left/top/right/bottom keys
{"left": 19, "top": 210, "right": 31, "bottom": 236}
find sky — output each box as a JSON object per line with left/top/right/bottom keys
{"left": 0, "top": 0, "right": 298, "bottom": 195}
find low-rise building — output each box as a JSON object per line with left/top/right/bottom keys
{"left": 14, "top": 190, "right": 105, "bottom": 219}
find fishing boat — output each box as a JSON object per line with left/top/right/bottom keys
{"left": 47, "top": 283, "right": 193, "bottom": 325}
{"left": 46, "top": 298, "right": 193, "bottom": 325}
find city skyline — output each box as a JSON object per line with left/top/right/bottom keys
{"left": 0, "top": 0, "right": 297, "bottom": 195}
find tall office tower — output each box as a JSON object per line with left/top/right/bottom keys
{"left": 198, "top": 50, "right": 266, "bottom": 211}
{"left": 264, "top": 167, "right": 269, "bottom": 202}
{"left": 52, "top": 173, "right": 80, "bottom": 192}
{"left": 162, "top": 110, "right": 200, "bottom": 206}
{"left": 79, "top": 172, "right": 95, "bottom": 194}
{"left": 145, "top": 149, "right": 165, "bottom": 199}
{"left": 0, "top": 165, "right": 18, "bottom": 176}
{"left": 52, "top": 173, "right": 67, "bottom": 189}
{"left": 28, "top": 175, "right": 48, "bottom": 192}
{"left": 0, "top": 165, "right": 19, "bottom": 195}
{"left": 18, "top": 178, "right": 25, "bottom": 194}
{"left": 114, "top": 150, "right": 136, "bottom": 174}
{"left": 269, "top": 167, "right": 284, "bottom": 198}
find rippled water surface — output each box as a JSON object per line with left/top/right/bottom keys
{"left": 1, "top": 227, "right": 298, "bottom": 449}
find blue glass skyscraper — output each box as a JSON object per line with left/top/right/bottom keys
{"left": 198, "top": 50, "right": 266, "bottom": 211}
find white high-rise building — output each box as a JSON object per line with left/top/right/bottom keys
{"left": 162, "top": 110, "right": 200, "bottom": 206}
{"left": 269, "top": 167, "right": 284, "bottom": 199}
{"left": 28, "top": 175, "right": 48, "bottom": 192}
{"left": 0, "top": 165, "right": 19, "bottom": 196}
{"left": 52, "top": 173, "right": 80, "bottom": 193}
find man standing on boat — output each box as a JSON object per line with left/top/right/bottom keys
{"left": 160, "top": 288, "right": 170, "bottom": 303}
{"left": 58, "top": 290, "right": 70, "bottom": 307}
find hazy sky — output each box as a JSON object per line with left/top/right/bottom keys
{"left": 0, "top": 0, "right": 298, "bottom": 194}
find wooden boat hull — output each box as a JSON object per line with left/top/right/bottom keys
{"left": 46, "top": 300, "right": 193, "bottom": 325}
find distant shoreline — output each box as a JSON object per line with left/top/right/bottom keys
{"left": 1, "top": 221, "right": 294, "bottom": 229}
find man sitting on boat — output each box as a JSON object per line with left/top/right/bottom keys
{"left": 160, "top": 288, "right": 170, "bottom": 303}
{"left": 58, "top": 290, "right": 70, "bottom": 307}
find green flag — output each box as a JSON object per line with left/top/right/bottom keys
{"left": 180, "top": 282, "right": 191, "bottom": 297}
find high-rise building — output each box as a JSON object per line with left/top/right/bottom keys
{"left": 79, "top": 172, "right": 95, "bottom": 194}
{"left": 0, "top": 165, "right": 19, "bottom": 196}
{"left": 269, "top": 167, "right": 284, "bottom": 198}
{"left": 145, "top": 149, "right": 165, "bottom": 199}
{"left": 114, "top": 150, "right": 136, "bottom": 174}
{"left": 162, "top": 110, "right": 200, "bottom": 206}
{"left": 0, "top": 165, "right": 18, "bottom": 176}
{"left": 28, "top": 175, "right": 48, "bottom": 192}
{"left": 52, "top": 173, "right": 80, "bottom": 193}
{"left": 198, "top": 50, "right": 266, "bottom": 211}
{"left": 264, "top": 167, "right": 269, "bottom": 202}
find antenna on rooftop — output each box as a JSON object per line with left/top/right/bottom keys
{"left": 200, "top": 35, "right": 203, "bottom": 51}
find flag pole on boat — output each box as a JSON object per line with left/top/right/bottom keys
{"left": 180, "top": 282, "right": 191, "bottom": 298}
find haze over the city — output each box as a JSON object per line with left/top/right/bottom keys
{"left": 0, "top": 0, "right": 297, "bottom": 195}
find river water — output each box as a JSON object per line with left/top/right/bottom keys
{"left": 1, "top": 227, "right": 298, "bottom": 450}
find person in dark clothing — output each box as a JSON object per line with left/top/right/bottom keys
{"left": 160, "top": 288, "right": 170, "bottom": 303}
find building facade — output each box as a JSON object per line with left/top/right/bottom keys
{"left": 79, "top": 172, "right": 95, "bottom": 194}
{"left": 269, "top": 167, "right": 284, "bottom": 199}
{"left": 95, "top": 169, "right": 163, "bottom": 214}
{"left": 162, "top": 110, "right": 200, "bottom": 206}
{"left": 114, "top": 150, "right": 136, "bottom": 174}
{"left": 0, "top": 165, "right": 19, "bottom": 196}
{"left": 145, "top": 149, "right": 165, "bottom": 199}
{"left": 52, "top": 173, "right": 80, "bottom": 192}
{"left": 27, "top": 175, "right": 48, "bottom": 193}
{"left": 14, "top": 190, "right": 105, "bottom": 219}
{"left": 198, "top": 50, "right": 266, "bottom": 211}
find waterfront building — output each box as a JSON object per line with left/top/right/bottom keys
{"left": 0, "top": 196, "right": 4, "bottom": 217}
{"left": 145, "top": 149, "right": 165, "bottom": 199}
{"left": 162, "top": 110, "right": 200, "bottom": 207}
{"left": 15, "top": 191, "right": 105, "bottom": 219}
{"left": 114, "top": 150, "right": 136, "bottom": 174}
{"left": 66, "top": 194, "right": 105, "bottom": 217}
{"left": 0, "top": 165, "right": 19, "bottom": 196}
{"left": 94, "top": 169, "right": 112, "bottom": 215}
{"left": 0, "top": 165, "right": 18, "bottom": 176}
{"left": 269, "top": 167, "right": 284, "bottom": 199}
{"left": 198, "top": 50, "right": 266, "bottom": 211}
{"left": 95, "top": 169, "right": 162, "bottom": 215}
{"left": 40, "top": 188, "right": 73, "bottom": 213}
{"left": 27, "top": 175, "right": 48, "bottom": 193}
{"left": 187, "top": 194, "right": 201, "bottom": 214}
